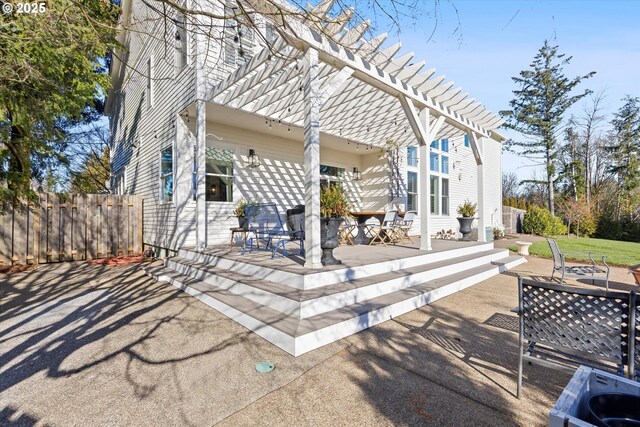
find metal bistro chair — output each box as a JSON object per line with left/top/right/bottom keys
{"left": 395, "top": 210, "right": 417, "bottom": 244}
{"left": 547, "top": 237, "right": 610, "bottom": 290}
{"left": 368, "top": 210, "right": 398, "bottom": 246}
{"left": 516, "top": 277, "right": 636, "bottom": 398}
{"left": 243, "top": 203, "right": 303, "bottom": 258}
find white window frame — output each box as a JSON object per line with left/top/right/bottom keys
{"left": 159, "top": 143, "right": 175, "bottom": 205}
{"left": 205, "top": 146, "right": 235, "bottom": 203}
{"left": 430, "top": 139, "right": 450, "bottom": 216}
{"left": 406, "top": 170, "right": 418, "bottom": 213}
{"left": 174, "top": 6, "right": 189, "bottom": 74}
{"left": 320, "top": 164, "right": 345, "bottom": 189}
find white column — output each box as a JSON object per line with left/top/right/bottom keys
{"left": 195, "top": 100, "right": 207, "bottom": 250}
{"left": 419, "top": 109, "right": 432, "bottom": 251}
{"left": 477, "top": 146, "right": 486, "bottom": 242}
{"left": 303, "top": 48, "right": 322, "bottom": 268}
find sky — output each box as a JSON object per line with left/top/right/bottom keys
{"left": 365, "top": 0, "right": 640, "bottom": 181}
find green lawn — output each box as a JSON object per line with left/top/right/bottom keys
{"left": 519, "top": 237, "right": 640, "bottom": 267}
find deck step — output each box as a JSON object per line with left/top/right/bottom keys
{"left": 165, "top": 248, "right": 509, "bottom": 318}
{"left": 145, "top": 255, "right": 525, "bottom": 356}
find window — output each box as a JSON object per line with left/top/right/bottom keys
{"left": 224, "top": 2, "right": 255, "bottom": 67}
{"left": 430, "top": 152, "right": 439, "bottom": 172}
{"left": 430, "top": 175, "right": 439, "bottom": 215}
{"left": 175, "top": 11, "right": 188, "bottom": 71}
{"left": 430, "top": 140, "right": 438, "bottom": 149}
{"left": 320, "top": 164, "right": 345, "bottom": 189}
{"left": 441, "top": 138, "right": 449, "bottom": 152}
{"left": 112, "top": 167, "right": 127, "bottom": 195}
{"left": 160, "top": 145, "right": 174, "bottom": 203}
{"left": 441, "top": 178, "right": 449, "bottom": 216}
{"left": 429, "top": 139, "right": 450, "bottom": 216}
{"left": 206, "top": 147, "right": 234, "bottom": 202}
{"left": 407, "top": 171, "right": 418, "bottom": 212}
{"left": 146, "top": 57, "right": 153, "bottom": 109}
{"left": 441, "top": 156, "right": 449, "bottom": 174}
{"left": 464, "top": 134, "right": 470, "bottom": 148}
{"left": 407, "top": 146, "right": 417, "bottom": 167}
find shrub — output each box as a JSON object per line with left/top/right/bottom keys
{"left": 320, "top": 185, "right": 350, "bottom": 218}
{"left": 522, "top": 205, "right": 567, "bottom": 236}
{"left": 457, "top": 199, "right": 477, "bottom": 217}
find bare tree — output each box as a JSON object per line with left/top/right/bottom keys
{"left": 578, "top": 91, "right": 607, "bottom": 206}
{"left": 502, "top": 171, "right": 520, "bottom": 199}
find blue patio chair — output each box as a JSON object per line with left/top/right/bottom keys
{"left": 243, "top": 203, "right": 303, "bottom": 258}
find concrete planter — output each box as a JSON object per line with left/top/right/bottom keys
{"left": 320, "top": 218, "right": 343, "bottom": 266}
{"left": 457, "top": 217, "right": 475, "bottom": 241}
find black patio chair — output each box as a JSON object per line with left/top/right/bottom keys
{"left": 517, "top": 277, "right": 636, "bottom": 398}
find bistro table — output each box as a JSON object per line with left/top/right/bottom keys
{"left": 350, "top": 211, "right": 403, "bottom": 245}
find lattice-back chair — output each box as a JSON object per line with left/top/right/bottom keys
{"left": 517, "top": 277, "right": 636, "bottom": 398}
{"left": 368, "top": 210, "right": 398, "bottom": 246}
{"left": 547, "top": 238, "right": 611, "bottom": 290}
{"left": 395, "top": 210, "right": 417, "bottom": 244}
{"left": 339, "top": 217, "right": 357, "bottom": 246}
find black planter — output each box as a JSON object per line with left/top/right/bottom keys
{"left": 320, "top": 217, "right": 344, "bottom": 265}
{"left": 237, "top": 217, "right": 249, "bottom": 230}
{"left": 457, "top": 217, "right": 475, "bottom": 241}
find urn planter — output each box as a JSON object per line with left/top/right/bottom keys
{"left": 320, "top": 217, "right": 344, "bottom": 265}
{"left": 457, "top": 217, "right": 475, "bottom": 241}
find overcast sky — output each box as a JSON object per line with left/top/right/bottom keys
{"left": 373, "top": 0, "right": 640, "bottom": 180}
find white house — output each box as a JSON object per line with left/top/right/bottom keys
{"left": 106, "top": 0, "right": 518, "bottom": 355}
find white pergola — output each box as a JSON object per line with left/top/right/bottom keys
{"left": 193, "top": 0, "right": 504, "bottom": 268}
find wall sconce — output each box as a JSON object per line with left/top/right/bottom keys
{"left": 353, "top": 167, "right": 362, "bottom": 181}
{"left": 210, "top": 184, "right": 217, "bottom": 195}
{"left": 452, "top": 160, "right": 461, "bottom": 170}
{"left": 248, "top": 149, "right": 261, "bottom": 168}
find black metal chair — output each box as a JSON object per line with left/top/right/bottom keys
{"left": 517, "top": 277, "right": 636, "bottom": 398}
{"left": 547, "top": 238, "right": 610, "bottom": 290}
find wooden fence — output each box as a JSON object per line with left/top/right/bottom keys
{"left": 0, "top": 193, "right": 143, "bottom": 265}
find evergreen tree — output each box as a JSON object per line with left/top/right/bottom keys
{"left": 500, "top": 40, "right": 595, "bottom": 215}
{"left": 0, "top": 1, "right": 119, "bottom": 202}
{"left": 608, "top": 96, "right": 640, "bottom": 219}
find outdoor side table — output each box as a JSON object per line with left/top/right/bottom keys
{"left": 229, "top": 227, "right": 248, "bottom": 247}
{"left": 515, "top": 241, "right": 532, "bottom": 256}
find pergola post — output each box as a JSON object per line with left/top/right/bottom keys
{"left": 467, "top": 132, "right": 486, "bottom": 242}
{"left": 303, "top": 48, "right": 322, "bottom": 268}
{"left": 194, "top": 21, "right": 208, "bottom": 251}
{"left": 195, "top": 100, "right": 207, "bottom": 250}
{"left": 418, "top": 108, "right": 432, "bottom": 251}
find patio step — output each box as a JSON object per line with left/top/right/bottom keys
{"left": 145, "top": 255, "right": 526, "bottom": 356}
{"left": 165, "top": 248, "right": 510, "bottom": 319}
{"left": 177, "top": 242, "right": 498, "bottom": 289}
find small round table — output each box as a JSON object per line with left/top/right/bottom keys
{"left": 229, "top": 227, "right": 248, "bottom": 247}
{"left": 515, "top": 241, "right": 532, "bottom": 256}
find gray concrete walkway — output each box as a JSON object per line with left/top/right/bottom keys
{"left": 0, "top": 244, "right": 636, "bottom": 426}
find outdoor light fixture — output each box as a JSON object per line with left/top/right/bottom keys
{"left": 353, "top": 167, "right": 362, "bottom": 181}
{"left": 210, "top": 184, "right": 217, "bottom": 195}
{"left": 248, "top": 149, "right": 261, "bottom": 168}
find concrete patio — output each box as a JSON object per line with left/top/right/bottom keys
{"left": 0, "top": 240, "right": 636, "bottom": 426}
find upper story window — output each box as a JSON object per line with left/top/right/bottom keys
{"left": 407, "top": 146, "right": 417, "bottom": 167}
{"left": 160, "top": 145, "right": 174, "bottom": 204}
{"left": 464, "top": 134, "right": 470, "bottom": 148}
{"left": 224, "top": 2, "right": 255, "bottom": 67}
{"left": 175, "top": 11, "right": 188, "bottom": 71}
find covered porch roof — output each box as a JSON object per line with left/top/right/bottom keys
{"left": 206, "top": 0, "right": 504, "bottom": 149}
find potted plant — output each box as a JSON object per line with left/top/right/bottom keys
{"left": 456, "top": 199, "right": 477, "bottom": 241}
{"left": 230, "top": 198, "right": 260, "bottom": 230}
{"left": 493, "top": 225, "right": 505, "bottom": 240}
{"left": 319, "top": 185, "right": 350, "bottom": 265}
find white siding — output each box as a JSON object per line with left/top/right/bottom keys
{"left": 197, "top": 122, "right": 363, "bottom": 245}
